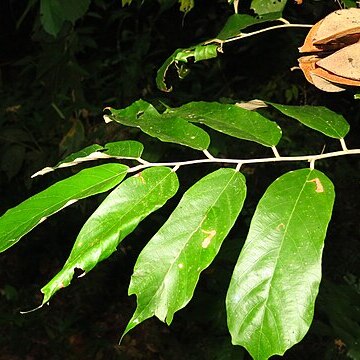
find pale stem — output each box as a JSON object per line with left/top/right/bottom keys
{"left": 137, "top": 157, "right": 150, "bottom": 165}
{"left": 222, "top": 23, "right": 313, "bottom": 45}
{"left": 233, "top": 0, "right": 239, "bottom": 14}
{"left": 340, "top": 138, "right": 348, "bottom": 151}
{"left": 309, "top": 159, "right": 315, "bottom": 170}
{"left": 272, "top": 146, "right": 280, "bottom": 158}
{"left": 204, "top": 23, "right": 313, "bottom": 46}
{"left": 127, "top": 148, "right": 360, "bottom": 173}
{"left": 203, "top": 149, "right": 215, "bottom": 159}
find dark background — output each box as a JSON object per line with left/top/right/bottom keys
{"left": 0, "top": 0, "right": 360, "bottom": 359}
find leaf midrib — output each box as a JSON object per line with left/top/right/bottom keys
{"left": 255, "top": 171, "right": 312, "bottom": 358}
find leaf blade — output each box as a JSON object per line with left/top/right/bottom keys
{"left": 226, "top": 169, "right": 335, "bottom": 360}
{"left": 217, "top": 13, "right": 282, "bottom": 40}
{"left": 270, "top": 103, "right": 350, "bottom": 139}
{"left": 32, "top": 141, "right": 143, "bottom": 177}
{"left": 251, "top": 0, "right": 287, "bottom": 15}
{"left": 107, "top": 100, "right": 210, "bottom": 150}
{"left": 0, "top": 164, "right": 128, "bottom": 252}
{"left": 166, "top": 102, "right": 282, "bottom": 147}
{"left": 123, "top": 168, "right": 247, "bottom": 337}
{"left": 41, "top": 167, "right": 179, "bottom": 304}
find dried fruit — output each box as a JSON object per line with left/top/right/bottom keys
{"left": 298, "top": 8, "right": 360, "bottom": 92}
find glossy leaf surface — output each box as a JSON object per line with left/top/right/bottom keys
{"left": 107, "top": 100, "right": 210, "bottom": 150}
{"left": 123, "top": 168, "right": 247, "bottom": 337}
{"left": 227, "top": 169, "right": 335, "bottom": 360}
{"left": 166, "top": 102, "right": 282, "bottom": 146}
{"left": 32, "top": 141, "right": 143, "bottom": 177}
{"left": 0, "top": 164, "right": 128, "bottom": 252}
{"left": 41, "top": 167, "right": 179, "bottom": 304}
{"left": 270, "top": 103, "right": 350, "bottom": 138}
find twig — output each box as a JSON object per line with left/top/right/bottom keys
{"left": 206, "top": 23, "right": 313, "bottom": 46}
{"left": 126, "top": 148, "right": 360, "bottom": 173}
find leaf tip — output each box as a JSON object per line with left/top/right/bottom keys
{"left": 103, "top": 115, "right": 113, "bottom": 123}
{"left": 31, "top": 167, "right": 54, "bottom": 178}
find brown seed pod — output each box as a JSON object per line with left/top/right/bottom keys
{"left": 298, "top": 8, "right": 360, "bottom": 92}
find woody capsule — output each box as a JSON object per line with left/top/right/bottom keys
{"left": 298, "top": 8, "right": 360, "bottom": 92}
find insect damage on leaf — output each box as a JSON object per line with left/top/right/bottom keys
{"left": 308, "top": 178, "right": 324, "bottom": 193}
{"left": 201, "top": 229, "right": 216, "bottom": 248}
{"left": 134, "top": 172, "right": 146, "bottom": 184}
{"left": 276, "top": 223, "right": 285, "bottom": 231}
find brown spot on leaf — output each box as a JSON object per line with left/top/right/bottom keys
{"left": 276, "top": 223, "right": 285, "bottom": 231}
{"left": 134, "top": 172, "right": 146, "bottom": 184}
{"left": 201, "top": 229, "right": 216, "bottom": 248}
{"left": 308, "top": 178, "right": 324, "bottom": 193}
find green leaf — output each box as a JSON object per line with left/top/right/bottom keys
{"left": 103, "top": 140, "right": 144, "bottom": 158}
{"left": 0, "top": 164, "right": 128, "bottom": 253}
{"left": 32, "top": 141, "right": 143, "bottom": 177}
{"left": 123, "top": 168, "right": 246, "bottom": 338}
{"left": 226, "top": 169, "right": 335, "bottom": 360}
{"left": 174, "top": 45, "right": 219, "bottom": 63}
{"left": 194, "top": 44, "right": 218, "bottom": 62}
{"left": 166, "top": 102, "right": 282, "bottom": 147}
{"left": 156, "top": 48, "right": 186, "bottom": 92}
{"left": 355, "top": 93, "right": 360, "bottom": 100}
{"left": 157, "top": 45, "right": 219, "bottom": 92}
{"left": 40, "top": 0, "right": 91, "bottom": 36}
{"left": 179, "top": 0, "right": 194, "bottom": 13}
{"left": 269, "top": 103, "right": 350, "bottom": 139}
{"left": 122, "top": 0, "right": 133, "bottom": 6}
{"left": 251, "top": 0, "right": 287, "bottom": 15}
{"left": 217, "top": 13, "right": 282, "bottom": 40}
{"left": 342, "top": 0, "right": 358, "bottom": 8}
{"left": 41, "top": 167, "right": 179, "bottom": 304}
{"left": 107, "top": 100, "right": 210, "bottom": 150}
{"left": 40, "top": 0, "right": 63, "bottom": 36}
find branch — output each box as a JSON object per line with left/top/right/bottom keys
{"left": 127, "top": 148, "right": 360, "bottom": 173}
{"left": 206, "top": 23, "right": 313, "bottom": 46}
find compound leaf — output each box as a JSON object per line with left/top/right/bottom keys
{"left": 106, "top": 100, "right": 210, "bottom": 150}
{"left": 123, "top": 168, "right": 247, "bottom": 338}
{"left": 226, "top": 169, "right": 335, "bottom": 360}
{"left": 0, "top": 164, "right": 128, "bottom": 253}
{"left": 166, "top": 102, "right": 282, "bottom": 147}
{"left": 270, "top": 103, "right": 350, "bottom": 139}
{"left": 41, "top": 167, "right": 179, "bottom": 304}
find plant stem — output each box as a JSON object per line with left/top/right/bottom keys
{"left": 127, "top": 148, "right": 360, "bottom": 173}
{"left": 206, "top": 23, "right": 313, "bottom": 46}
